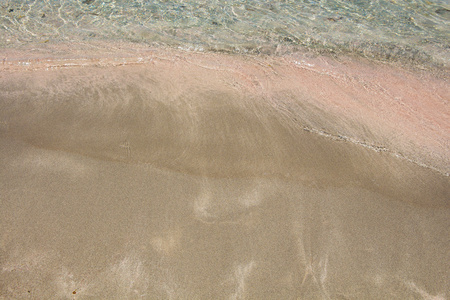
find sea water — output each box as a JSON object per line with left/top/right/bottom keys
{"left": 1, "top": 0, "right": 449, "bottom": 66}
{"left": 0, "top": 1, "right": 449, "bottom": 299}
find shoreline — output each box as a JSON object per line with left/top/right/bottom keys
{"left": 1, "top": 42, "right": 448, "bottom": 176}
{"left": 1, "top": 41, "right": 450, "bottom": 76}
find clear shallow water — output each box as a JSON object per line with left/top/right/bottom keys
{"left": 0, "top": 63, "right": 449, "bottom": 299}
{"left": 1, "top": 1, "right": 449, "bottom": 299}
{"left": 1, "top": 0, "right": 449, "bottom": 66}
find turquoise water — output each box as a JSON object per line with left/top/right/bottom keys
{"left": 1, "top": 0, "right": 449, "bottom": 66}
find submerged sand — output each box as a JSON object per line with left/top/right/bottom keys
{"left": 0, "top": 44, "right": 449, "bottom": 299}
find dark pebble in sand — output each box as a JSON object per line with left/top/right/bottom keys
{"left": 326, "top": 16, "right": 343, "bottom": 22}
{"left": 435, "top": 8, "right": 450, "bottom": 19}
{"left": 82, "top": 0, "right": 95, "bottom": 4}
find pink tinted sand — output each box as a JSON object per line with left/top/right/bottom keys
{"left": 1, "top": 42, "right": 448, "bottom": 174}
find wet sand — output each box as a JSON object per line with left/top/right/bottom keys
{"left": 0, "top": 44, "right": 449, "bottom": 299}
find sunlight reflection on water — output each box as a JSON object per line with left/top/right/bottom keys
{"left": 1, "top": 0, "right": 449, "bottom": 66}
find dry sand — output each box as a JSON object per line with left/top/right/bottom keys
{"left": 0, "top": 43, "right": 449, "bottom": 299}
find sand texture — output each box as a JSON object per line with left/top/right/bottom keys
{"left": 0, "top": 45, "right": 449, "bottom": 299}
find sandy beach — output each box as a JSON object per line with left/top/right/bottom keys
{"left": 0, "top": 43, "right": 449, "bottom": 299}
